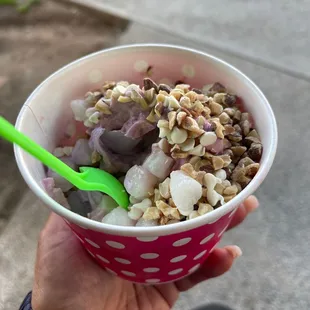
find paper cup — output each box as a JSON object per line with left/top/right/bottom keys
{"left": 14, "top": 44, "right": 277, "bottom": 284}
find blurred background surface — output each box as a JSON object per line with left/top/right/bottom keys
{"left": 0, "top": 1, "right": 309, "bottom": 309}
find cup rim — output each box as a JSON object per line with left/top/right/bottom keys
{"left": 14, "top": 43, "right": 278, "bottom": 237}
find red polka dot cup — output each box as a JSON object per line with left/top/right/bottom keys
{"left": 14, "top": 44, "right": 277, "bottom": 284}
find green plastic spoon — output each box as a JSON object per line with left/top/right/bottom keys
{"left": 0, "top": 116, "right": 129, "bottom": 209}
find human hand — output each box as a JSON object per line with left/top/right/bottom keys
{"left": 32, "top": 196, "right": 259, "bottom": 310}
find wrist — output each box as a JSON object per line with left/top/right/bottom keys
{"left": 19, "top": 291, "right": 32, "bottom": 310}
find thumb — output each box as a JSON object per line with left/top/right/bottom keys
{"left": 175, "top": 245, "right": 242, "bottom": 291}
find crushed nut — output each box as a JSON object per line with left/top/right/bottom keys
{"left": 146, "top": 110, "right": 158, "bottom": 123}
{"left": 231, "top": 146, "right": 247, "bottom": 157}
{"left": 170, "top": 208, "right": 181, "bottom": 219}
{"left": 224, "top": 194, "right": 236, "bottom": 202}
{"left": 143, "top": 207, "right": 161, "bottom": 220}
{"left": 247, "top": 129, "right": 260, "bottom": 139}
{"left": 179, "top": 138, "right": 195, "bottom": 152}
{"left": 159, "top": 84, "right": 171, "bottom": 93}
{"left": 198, "top": 203, "right": 213, "bottom": 215}
{"left": 189, "top": 144, "right": 206, "bottom": 156}
{"left": 209, "top": 100, "right": 224, "bottom": 116}
{"left": 102, "top": 81, "right": 116, "bottom": 91}
{"left": 215, "top": 183, "right": 225, "bottom": 195}
{"left": 219, "top": 112, "right": 231, "bottom": 125}
{"left": 244, "top": 136, "right": 261, "bottom": 148}
{"left": 213, "top": 93, "right": 226, "bottom": 104}
{"left": 159, "top": 178, "right": 171, "bottom": 199}
{"left": 196, "top": 171, "right": 206, "bottom": 184}
{"left": 179, "top": 96, "right": 192, "bottom": 109}
{"left": 238, "top": 156, "right": 255, "bottom": 167}
{"left": 245, "top": 163, "right": 260, "bottom": 178}
{"left": 80, "top": 80, "right": 262, "bottom": 225}
{"left": 159, "top": 217, "right": 169, "bottom": 225}
{"left": 205, "top": 82, "right": 226, "bottom": 96}
{"left": 154, "top": 101, "right": 164, "bottom": 117}
{"left": 176, "top": 111, "right": 187, "bottom": 126}
{"left": 159, "top": 127, "right": 170, "bottom": 138}
{"left": 219, "top": 154, "right": 232, "bottom": 167}
{"left": 233, "top": 110, "right": 242, "bottom": 123}
{"left": 91, "top": 151, "right": 101, "bottom": 163}
{"left": 170, "top": 127, "right": 188, "bottom": 144}
{"left": 211, "top": 119, "right": 225, "bottom": 139}
{"left": 200, "top": 132, "right": 217, "bottom": 147}
{"left": 170, "top": 89, "right": 183, "bottom": 100}
{"left": 156, "top": 200, "right": 172, "bottom": 217}
{"left": 85, "top": 91, "right": 102, "bottom": 105}
{"left": 144, "top": 88, "right": 156, "bottom": 103}
{"left": 214, "top": 169, "right": 227, "bottom": 180}
{"left": 211, "top": 156, "right": 225, "bottom": 170}
{"left": 223, "top": 185, "right": 238, "bottom": 195}
{"left": 168, "top": 111, "right": 177, "bottom": 130}
{"left": 227, "top": 132, "right": 242, "bottom": 142}
{"left": 224, "top": 107, "right": 236, "bottom": 117}
{"left": 182, "top": 117, "right": 205, "bottom": 135}
{"left": 223, "top": 94, "right": 237, "bottom": 107}
{"left": 185, "top": 91, "right": 197, "bottom": 103}
{"left": 248, "top": 143, "right": 263, "bottom": 161}
{"left": 181, "top": 163, "right": 197, "bottom": 178}
{"left": 224, "top": 124, "right": 236, "bottom": 135}
{"left": 188, "top": 210, "right": 199, "bottom": 220}
{"left": 168, "top": 96, "right": 181, "bottom": 110}
{"left": 192, "top": 101, "right": 205, "bottom": 115}
{"left": 144, "top": 78, "right": 158, "bottom": 92}
{"left": 240, "top": 120, "right": 251, "bottom": 136}
{"left": 175, "top": 84, "right": 190, "bottom": 93}
{"left": 171, "top": 150, "right": 189, "bottom": 159}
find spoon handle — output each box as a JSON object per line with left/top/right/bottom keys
{"left": 0, "top": 116, "right": 82, "bottom": 185}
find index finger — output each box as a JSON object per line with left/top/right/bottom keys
{"left": 226, "top": 195, "right": 259, "bottom": 231}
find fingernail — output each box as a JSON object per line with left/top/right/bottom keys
{"left": 245, "top": 195, "right": 259, "bottom": 212}
{"left": 226, "top": 245, "right": 242, "bottom": 259}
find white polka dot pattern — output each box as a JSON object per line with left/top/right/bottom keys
{"left": 106, "top": 241, "right": 125, "bottom": 249}
{"left": 208, "top": 218, "right": 220, "bottom": 224}
{"left": 173, "top": 237, "right": 192, "bottom": 247}
{"left": 106, "top": 268, "right": 117, "bottom": 275}
{"left": 218, "top": 224, "right": 229, "bottom": 237}
{"left": 115, "top": 258, "right": 131, "bottom": 265}
{"left": 145, "top": 279, "right": 160, "bottom": 283}
{"left": 170, "top": 255, "right": 187, "bottom": 263}
{"left": 209, "top": 243, "right": 219, "bottom": 253}
{"left": 88, "top": 69, "right": 103, "bottom": 83}
{"left": 77, "top": 224, "right": 88, "bottom": 230}
{"left": 229, "top": 208, "right": 238, "bottom": 218}
{"left": 140, "top": 253, "right": 159, "bottom": 259}
{"left": 200, "top": 233, "right": 215, "bottom": 245}
{"left": 168, "top": 268, "right": 183, "bottom": 275}
{"left": 69, "top": 201, "right": 232, "bottom": 284}
{"left": 96, "top": 255, "right": 109, "bottom": 264}
{"left": 182, "top": 64, "right": 195, "bottom": 78}
{"left": 87, "top": 249, "right": 95, "bottom": 258}
{"left": 85, "top": 238, "right": 100, "bottom": 248}
{"left": 73, "top": 232, "right": 84, "bottom": 244}
{"left": 194, "top": 250, "right": 207, "bottom": 260}
{"left": 143, "top": 267, "right": 160, "bottom": 273}
{"left": 121, "top": 271, "right": 136, "bottom": 277}
{"left": 137, "top": 237, "right": 158, "bottom": 242}
{"left": 134, "top": 60, "right": 149, "bottom": 72}
{"left": 158, "top": 78, "right": 173, "bottom": 86}
{"left": 188, "top": 264, "right": 200, "bottom": 274}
